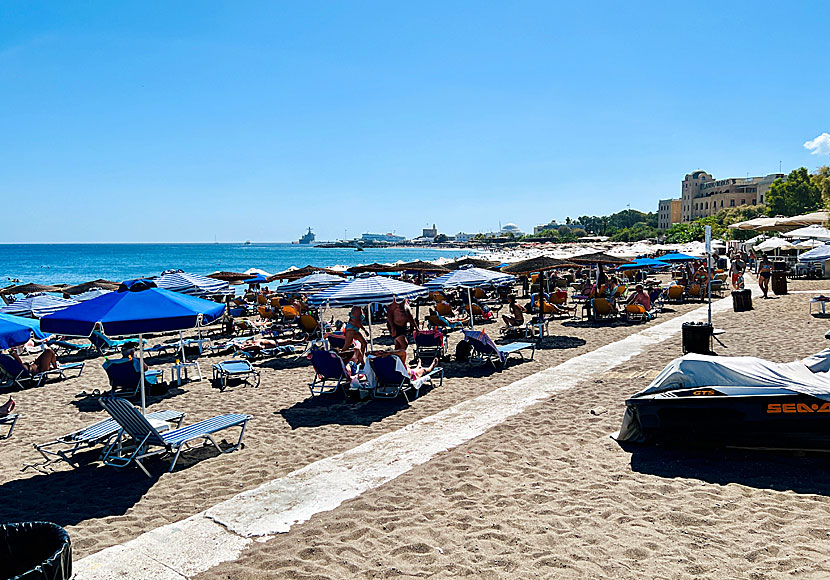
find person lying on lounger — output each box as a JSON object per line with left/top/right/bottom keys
{"left": 236, "top": 336, "right": 302, "bottom": 357}
{"left": 10, "top": 347, "right": 58, "bottom": 375}
{"left": 371, "top": 349, "right": 436, "bottom": 377}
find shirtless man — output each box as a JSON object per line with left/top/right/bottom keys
{"left": 501, "top": 295, "right": 525, "bottom": 328}
{"left": 387, "top": 298, "right": 418, "bottom": 351}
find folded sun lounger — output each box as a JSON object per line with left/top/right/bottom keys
{"left": 463, "top": 330, "right": 535, "bottom": 368}
{"left": 99, "top": 396, "right": 251, "bottom": 476}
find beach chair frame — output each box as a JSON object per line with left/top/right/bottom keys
{"left": 1, "top": 414, "right": 19, "bottom": 440}
{"left": 464, "top": 331, "right": 535, "bottom": 368}
{"left": 413, "top": 330, "right": 447, "bottom": 363}
{"left": 212, "top": 359, "right": 260, "bottom": 390}
{"left": 29, "top": 409, "right": 185, "bottom": 472}
{"left": 308, "top": 349, "right": 353, "bottom": 397}
{"left": 99, "top": 396, "right": 251, "bottom": 477}
{"left": 0, "top": 354, "right": 85, "bottom": 390}
{"left": 103, "top": 357, "right": 164, "bottom": 398}
{"left": 368, "top": 356, "right": 443, "bottom": 402}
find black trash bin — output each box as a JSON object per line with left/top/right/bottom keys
{"left": 771, "top": 271, "right": 788, "bottom": 295}
{"left": 682, "top": 322, "right": 713, "bottom": 355}
{"left": 732, "top": 289, "right": 753, "bottom": 312}
{"left": 0, "top": 522, "right": 71, "bottom": 580}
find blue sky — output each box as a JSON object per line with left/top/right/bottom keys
{"left": 2, "top": 1, "right": 829, "bottom": 243}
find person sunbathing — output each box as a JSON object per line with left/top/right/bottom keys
{"left": 10, "top": 347, "right": 58, "bottom": 375}
{"left": 371, "top": 349, "right": 436, "bottom": 377}
{"left": 237, "top": 336, "right": 300, "bottom": 356}
{"left": 502, "top": 295, "right": 525, "bottom": 327}
{"left": 343, "top": 306, "right": 369, "bottom": 365}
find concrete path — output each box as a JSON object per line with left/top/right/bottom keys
{"left": 75, "top": 292, "right": 742, "bottom": 580}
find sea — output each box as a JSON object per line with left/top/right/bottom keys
{"left": 0, "top": 244, "right": 473, "bottom": 286}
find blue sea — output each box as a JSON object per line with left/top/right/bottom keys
{"left": 0, "top": 244, "right": 472, "bottom": 286}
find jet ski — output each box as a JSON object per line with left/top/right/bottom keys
{"left": 616, "top": 349, "right": 830, "bottom": 451}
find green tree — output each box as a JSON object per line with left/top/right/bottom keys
{"left": 434, "top": 233, "right": 448, "bottom": 243}
{"left": 812, "top": 166, "right": 830, "bottom": 208}
{"left": 766, "top": 167, "right": 822, "bottom": 217}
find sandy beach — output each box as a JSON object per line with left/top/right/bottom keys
{"left": 2, "top": 277, "right": 830, "bottom": 579}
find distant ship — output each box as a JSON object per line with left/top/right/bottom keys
{"left": 244, "top": 240, "right": 251, "bottom": 245}
{"left": 298, "top": 227, "right": 315, "bottom": 245}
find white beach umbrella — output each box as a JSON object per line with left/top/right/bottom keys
{"left": 154, "top": 271, "right": 230, "bottom": 297}
{"left": 781, "top": 225, "right": 830, "bottom": 241}
{"left": 0, "top": 294, "right": 79, "bottom": 319}
{"left": 425, "top": 266, "right": 515, "bottom": 329}
{"left": 755, "top": 237, "right": 796, "bottom": 253}
{"left": 277, "top": 272, "right": 346, "bottom": 294}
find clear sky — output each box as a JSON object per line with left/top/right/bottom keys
{"left": 2, "top": 1, "right": 829, "bottom": 243}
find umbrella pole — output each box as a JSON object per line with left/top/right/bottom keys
{"left": 538, "top": 271, "right": 545, "bottom": 338}
{"left": 468, "top": 287, "right": 474, "bottom": 330}
{"left": 367, "top": 304, "right": 374, "bottom": 351}
{"left": 139, "top": 333, "right": 146, "bottom": 414}
{"left": 179, "top": 329, "right": 187, "bottom": 363}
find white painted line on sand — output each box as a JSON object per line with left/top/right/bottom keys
{"left": 74, "top": 292, "right": 744, "bottom": 579}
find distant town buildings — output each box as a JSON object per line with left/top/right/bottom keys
{"left": 657, "top": 198, "right": 682, "bottom": 229}
{"left": 533, "top": 219, "right": 560, "bottom": 234}
{"left": 499, "top": 223, "right": 524, "bottom": 237}
{"left": 422, "top": 224, "right": 438, "bottom": 238}
{"left": 452, "top": 232, "right": 475, "bottom": 242}
{"left": 658, "top": 169, "right": 785, "bottom": 228}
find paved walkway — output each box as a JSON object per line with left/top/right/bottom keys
{"left": 75, "top": 291, "right": 743, "bottom": 580}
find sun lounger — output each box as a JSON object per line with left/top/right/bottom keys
{"left": 103, "top": 357, "right": 164, "bottom": 397}
{"left": 99, "top": 396, "right": 251, "bottom": 476}
{"left": 211, "top": 359, "right": 260, "bottom": 390}
{"left": 413, "top": 329, "right": 447, "bottom": 363}
{"left": 367, "top": 355, "right": 443, "bottom": 402}
{"left": 47, "top": 339, "right": 95, "bottom": 358}
{"left": 1, "top": 414, "right": 18, "bottom": 440}
{"left": 0, "top": 354, "right": 85, "bottom": 390}
{"left": 89, "top": 330, "right": 144, "bottom": 356}
{"left": 308, "top": 349, "right": 354, "bottom": 397}
{"left": 30, "top": 409, "right": 185, "bottom": 470}
{"left": 463, "top": 330, "right": 535, "bottom": 368}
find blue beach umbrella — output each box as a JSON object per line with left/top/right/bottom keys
{"left": 0, "top": 294, "right": 79, "bottom": 319}
{"left": 658, "top": 252, "right": 699, "bottom": 262}
{"left": 42, "top": 279, "right": 225, "bottom": 412}
{"left": 308, "top": 274, "right": 429, "bottom": 348}
{"left": 277, "top": 272, "right": 345, "bottom": 295}
{"left": 617, "top": 258, "right": 672, "bottom": 270}
{"left": 242, "top": 274, "right": 268, "bottom": 285}
{"left": 425, "top": 266, "right": 515, "bottom": 329}
{"left": 0, "top": 314, "right": 50, "bottom": 350}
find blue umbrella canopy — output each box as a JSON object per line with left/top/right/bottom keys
{"left": 617, "top": 258, "right": 672, "bottom": 270}
{"left": 41, "top": 279, "right": 226, "bottom": 337}
{"left": 658, "top": 252, "right": 699, "bottom": 262}
{"left": 0, "top": 313, "right": 50, "bottom": 350}
{"left": 154, "top": 271, "right": 230, "bottom": 297}
{"left": 308, "top": 274, "right": 428, "bottom": 307}
{"left": 0, "top": 294, "right": 79, "bottom": 319}
{"left": 243, "top": 274, "right": 268, "bottom": 284}
{"left": 424, "top": 266, "right": 514, "bottom": 290}
{"left": 277, "top": 272, "right": 346, "bottom": 294}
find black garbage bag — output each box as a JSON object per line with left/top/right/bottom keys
{"left": 0, "top": 522, "right": 71, "bottom": 580}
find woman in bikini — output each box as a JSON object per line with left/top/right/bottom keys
{"left": 758, "top": 257, "right": 772, "bottom": 298}
{"left": 343, "top": 305, "right": 369, "bottom": 364}
{"left": 10, "top": 347, "right": 58, "bottom": 375}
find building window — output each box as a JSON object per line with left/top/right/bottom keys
{"left": 741, "top": 199, "right": 746, "bottom": 205}
{"left": 730, "top": 199, "right": 735, "bottom": 207}
{"left": 752, "top": 199, "right": 756, "bottom": 205}
{"left": 720, "top": 200, "right": 724, "bottom": 207}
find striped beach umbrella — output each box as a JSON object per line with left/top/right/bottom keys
{"left": 154, "top": 271, "right": 230, "bottom": 297}
{"left": 308, "top": 275, "right": 428, "bottom": 348}
{"left": 424, "top": 266, "right": 515, "bottom": 329}
{"left": 0, "top": 294, "right": 79, "bottom": 319}
{"left": 277, "top": 272, "right": 346, "bottom": 294}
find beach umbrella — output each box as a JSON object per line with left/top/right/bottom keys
{"left": 41, "top": 279, "right": 225, "bottom": 413}
{"left": 755, "top": 237, "right": 796, "bottom": 253}
{"left": 616, "top": 258, "right": 672, "bottom": 270}
{"left": 0, "top": 294, "right": 79, "bottom": 319}
{"left": 792, "top": 239, "right": 825, "bottom": 250}
{"left": 207, "top": 271, "right": 253, "bottom": 283}
{"left": 0, "top": 283, "right": 63, "bottom": 296}
{"left": 425, "top": 266, "right": 515, "bottom": 329}
{"left": 308, "top": 275, "right": 429, "bottom": 348}
{"left": 268, "top": 265, "right": 342, "bottom": 282}
{"left": 276, "top": 272, "right": 346, "bottom": 294}
{"left": 242, "top": 274, "right": 268, "bottom": 285}
{"left": 154, "top": 271, "right": 230, "bottom": 297}
{"left": 348, "top": 263, "right": 395, "bottom": 274}
{"left": 781, "top": 225, "right": 830, "bottom": 241}
{"left": 74, "top": 289, "right": 114, "bottom": 301}
{"left": 444, "top": 257, "right": 501, "bottom": 270}
{"left": 727, "top": 216, "right": 792, "bottom": 232}
{"left": 62, "top": 280, "right": 120, "bottom": 295}
{"left": 657, "top": 252, "right": 699, "bottom": 262}
{"left": 795, "top": 244, "right": 830, "bottom": 262}
{"left": 776, "top": 211, "right": 829, "bottom": 227}
{"left": 571, "top": 252, "right": 632, "bottom": 266}
{"left": 502, "top": 257, "right": 576, "bottom": 330}
{"left": 0, "top": 313, "right": 49, "bottom": 349}
{"left": 390, "top": 261, "right": 450, "bottom": 273}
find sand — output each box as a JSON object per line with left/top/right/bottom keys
{"left": 3, "top": 277, "right": 830, "bottom": 579}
